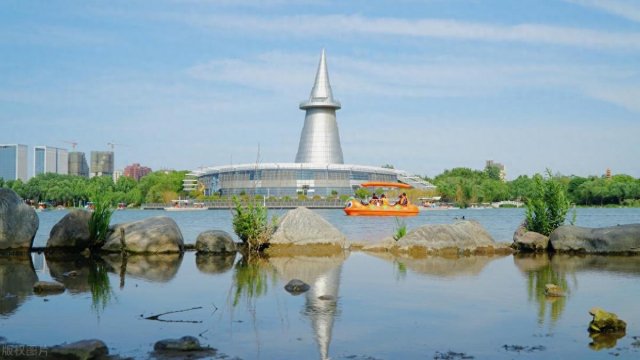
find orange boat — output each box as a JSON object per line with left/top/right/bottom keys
{"left": 344, "top": 182, "right": 419, "bottom": 216}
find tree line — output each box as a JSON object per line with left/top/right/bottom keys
{"left": 1, "top": 167, "right": 639, "bottom": 208}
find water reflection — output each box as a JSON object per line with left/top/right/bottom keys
{"left": 514, "top": 253, "right": 569, "bottom": 326}
{"left": 589, "top": 331, "right": 626, "bottom": 351}
{"left": 0, "top": 255, "right": 37, "bottom": 316}
{"left": 196, "top": 253, "right": 236, "bottom": 274}
{"left": 231, "top": 257, "right": 272, "bottom": 307}
{"left": 101, "top": 253, "right": 183, "bottom": 284}
{"left": 268, "top": 253, "right": 347, "bottom": 360}
{"left": 367, "top": 252, "right": 507, "bottom": 278}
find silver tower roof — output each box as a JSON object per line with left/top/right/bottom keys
{"left": 295, "top": 49, "right": 344, "bottom": 164}
{"left": 300, "top": 49, "right": 341, "bottom": 110}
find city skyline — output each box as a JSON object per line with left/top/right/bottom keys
{"left": 1, "top": 1, "right": 639, "bottom": 179}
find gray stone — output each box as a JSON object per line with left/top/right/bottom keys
{"left": 270, "top": 207, "right": 346, "bottom": 247}
{"left": 513, "top": 219, "right": 528, "bottom": 242}
{"left": 284, "top": 279, "right": 310, "bottom": 295}
{"left": 0, "top": 188, "right": 39, "bottom": 251}
{"left": 33, "top": 281, "right": 65, "bottom": 295}
{"left": 396, "top": 220, "right": 497, "bottom": 253}
{"left": 514, "top": 231, "right": 549, "bottom": 252}
{"left": 195, "top": 230, "right": 236, "bottom": 253}
{"left": 102, "top": 216, "right": 184, "bottom": 253}
{"left": 49, "top": 339, "right": 109, "bottom": 360}
{"left": 550, "top": 224, "right": 640, "bottom": 253}
{"left": 154, "top": 336, "right": 206, "bottom": 351}
{"left": 47, "top": 210, "right": 92, "bottom": 250}
{"left": 544, "top": 283, "right": 565, "bottom": 297}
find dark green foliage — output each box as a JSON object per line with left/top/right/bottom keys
{"left": 434, "top": 167, "right": 509, "bottom": 207}
{"left": 354, "top": 187, "right": 370, "bottom": 200}
{"left": 525, "top": 172, "right": 570, "bottom": 236}
{"left": 88, "top": 195, "right": 114, "bottom": 248}
{"left": 232, "top": 196, "right": 273, "bottom": 251}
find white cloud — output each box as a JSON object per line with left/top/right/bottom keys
{"left": 173, "top": 13, "right": 640, "bottom": 50}
{"left": 566, "top": 0, "right": 640, "bottom": 23}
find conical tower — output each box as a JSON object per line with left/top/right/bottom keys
{"left": 295, "top": 49, "right": 344, "bottom": 164}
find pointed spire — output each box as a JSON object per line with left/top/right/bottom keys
{"left": 300, "top": 49, "right": 341, "bottom": 109}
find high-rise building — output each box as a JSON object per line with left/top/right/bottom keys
{"left": 295, "top": 49, "right": 344, "bottom": 164}
{"left": 124, "top": 163, "right": 152, "bottom": 181}
{"left": 90, "top": 151, "right": 114, "bottom": 178}
{"left": 34, "top": 146, "right": 68, "bottom": 176}
{"left": 0, "top": 144, "right": 28, "bottom": 181}
{"left": 68, "top": 152, "right": 89, "bottom": 177}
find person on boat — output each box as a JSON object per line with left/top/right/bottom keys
{"left": 396, "top": 193, "right": 408, "bottom": 206}
{"left": 370, "top": 193, "right": 379, "bottom": 206}
{"left": 380, "top": 194, "right": 389, "bottom": 206}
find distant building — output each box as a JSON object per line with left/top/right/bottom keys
{"left": 68, "top": 151, "right": 89, "bottom": 177}
{"left": 90, "top": 151, "right": 114, "bottom": 178}
{"left": 34, "top": 146, "right": 68, "bottom": 176}
{"left": 113, "top": 170, "right": 123, "bottom": 183}
{"left": 124, "top": 163, "right": 152, "bottom": 181}
{"left": 486, "top": 160, "right": 506, "bottom": 181}
{"left": 605, "top": 168, "right": 612, "bottom": 179}
{"left": 0, "top": 144, "right": 28, "bottom": 181}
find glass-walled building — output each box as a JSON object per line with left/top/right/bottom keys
{"left": 0, "top": 144, "right": 28, "bottom": 181}
{"left": 34, "top": 146, "right": 68, "bottom": 176}
{"left": 68, "top": 151, "right": 89, "bottom": 177}
{"left": 195, "top": 163, "right": 400, "bottom": 197}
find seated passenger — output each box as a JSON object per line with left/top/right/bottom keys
{"left": 400, "top": 192, "right": 409, "bottom": 206}
{"left": 380, "top": 194, "right": 389, "bottom": 205}
{"left": 370, "top": 193, "right": 379, "bottom": 206}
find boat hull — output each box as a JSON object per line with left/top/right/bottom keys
{"left": 343, "top": 200, "right": 419, "bottom": 216}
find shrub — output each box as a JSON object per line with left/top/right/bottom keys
{"left": 525, "top": 171, "right": 570, "bottom": 236}
{"left": 232, "top": 197, "right": 274, "bottom": 252}
{"left": 88, "top": 195, "right": 114, "bottom": 249}
{"left": 393, "top": 218, "right": 408, "bottom": 241}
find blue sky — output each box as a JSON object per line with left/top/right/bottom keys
{"left": 1, "top": 0, "right": 639, "bottom": 179}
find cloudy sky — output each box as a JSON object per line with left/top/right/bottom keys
{"left": 1, "top": 0, "right": 639, "bottom": 179}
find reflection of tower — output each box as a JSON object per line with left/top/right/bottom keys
{"left": 295, "top": 49, "right": 344, "bottom": 164}
{"left": 303, "top": 265, "right": 342, "bottom": 360}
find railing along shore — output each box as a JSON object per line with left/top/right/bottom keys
{"left": 141, "top": 199, "right": 345, "bottom": 210}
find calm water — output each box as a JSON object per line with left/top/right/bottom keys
{"left": 2, "top": 208, "right": 640, "bottom": 359}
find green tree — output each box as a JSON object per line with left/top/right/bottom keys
{"left": 354, "top": 187, "right": 370, "bottom": 200}
{"left": 525, "top": 172, "right": 570, "bottom": 236}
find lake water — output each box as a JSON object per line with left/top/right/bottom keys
{"left": 2, "top": 208, "right": 640, "bottom": 359}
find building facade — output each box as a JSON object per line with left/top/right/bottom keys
{"left": 34, "top": 146, "right": 68, "bottom": 176}
{"left": 194, "top": 50, "right": 435, "bottom": 197}
{"left": 68, "top": 151, "right": 89, "bottom": 177}
{"left": 0, "top": 144, "right": 28, "bottom": 181}
{"left": 90, "top": 151, "right": 114, "bottom": 178}
{"left": 124, "top": 163, "right": 152, "bottom": 181}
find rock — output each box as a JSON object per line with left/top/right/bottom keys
{"left": 513, "top": 219, "right": 528, "bottom": 242}
{"left": 152, "top": 336, "right": 216, "bottom": 358}
{"left": 269, "top": 207, "right": 347, "bottom": 247}
{"left": 550, "top": 224, "right": 640, "bottom": 253}
{"left": 33, "top": 281, "right": 65, "bottom": 295}
{"left": 284, "top": 279, "right": 310, "bottom": 295}
{"left": 514, "top": 231, "right": 549, "bottom": 252}
{"left": 195, "top": 230, "right": 236, "bottom": 253}
{"left": 102, "top": 216, "right": 184, "bottom": 253}
{"left": 588, "top": 307, "right": 627, "bottom": 333}
{"left": 46, "top": 210, "right": 92, "bottom": 250}
{"left": 154, "top": 336, "right": 201, "bottom": 351}
{"left": 395, "top": 220, "right": 498, "bottom": 254}
{"left": 49, "top": 339, "right": 109, "bottom": 360}
{"left": 0, "top": 188, "right": 39, "bottom": 251}
{"left": 544, "top": 284, "right": 565, "bottom": 297}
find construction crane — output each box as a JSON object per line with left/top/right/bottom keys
{"left": 107, "top": 142, "right": 122, "bottom": 151}
{"left": 63, "top": 140, "right": 78, "bottom": 150}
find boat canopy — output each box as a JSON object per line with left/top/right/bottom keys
{"left": 359, "top": 181, "right": 412, "bottom": 189}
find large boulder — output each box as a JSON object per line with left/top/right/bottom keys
{"left": 49, "top": 339, "right": 109, "bottom": 360}
{"left": 0, "top": 188, "right": 39, "bottom": 251}
{"left": 549, "top": 224, "right": 640, "bottom": 253}
{"left": 514, "top": 231, "right": 549, "bottom": 252}
{"left": 589, "top": 307, "right": 627, "bottom": 333}
{"left": 101, "top": 216, "right": 184, "bottom": 253}
{"left": 269, "top": 207, "right": 347, "bottom": 247}
{"left": 394, "top": 220, "right": 501, "bottom": 254}
{"left": 46, "top": 210, "right": 92, "bottom": 250}
{"left": 195, "top": 230, "right": 236, "bottom": 253}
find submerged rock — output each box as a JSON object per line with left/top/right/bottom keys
{"left": 0, "top": 188, "right": 39, "bottom": 251}
{"left": 49, "top": 339, "right": 109, "bottom": 360}
{"left": 588, "top": 307, "right": 627, "bottom": 333}
{"left": 550, "top": 224, "right": 640, "bottom": 253}
{"left": 46, "top": 210, "right": 92, "bottom": 250}
{"left": 269, "top": 207, "right": 347, "bottom": 247}
{"left": 154, "top": 336, "right": 202, "bottom": 351}
{"left": 544, "top": 284, "right": 565, "bottom": 297}
{"left": 152, "top": 335, "right": 216, "bottom": 359}
{"left": 284, "top": 279, "right": 310, "bottom": 295}
{"left": 195, "top": 230, "right": 236, "bottom": 254}
{"left": 102, "top": 216, "right": 184, "bottom": 253}
{"left": 33, "top": 281, "right": 65, "bottom": 295}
